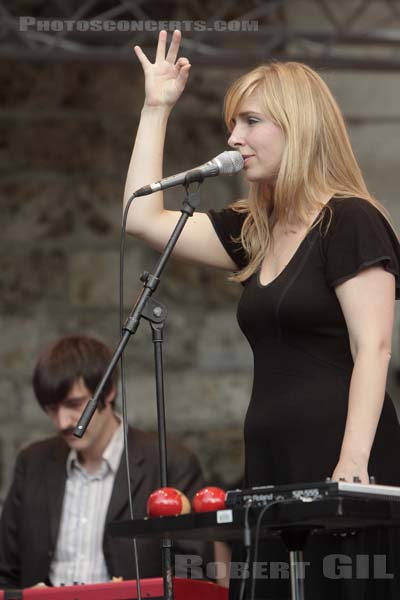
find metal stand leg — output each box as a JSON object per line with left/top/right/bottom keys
{"left": 281, "top": 530, "right": 309, "bottom": 600}
{"left": 289, "top": 550, "right": 306, "bottom": 600}
{"left": 151, "top": 321, "right": 174, "bottom": 600}
{"left": 161, "top": 538, "right": 174, "bottom": 600}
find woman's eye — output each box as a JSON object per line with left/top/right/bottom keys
{"left": 247, "top": 117, "right": 259, "bottom": 125}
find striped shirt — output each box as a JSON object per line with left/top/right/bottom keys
{"left": 49, "top": 421, "right": 124, "bottom": 586}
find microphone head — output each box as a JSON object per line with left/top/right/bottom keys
{"left": 214, "top": 151, "right": 244, "bottom": 175}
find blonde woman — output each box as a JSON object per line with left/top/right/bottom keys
{"left": 125, "top": 30, "right": 400, "bottom": 599}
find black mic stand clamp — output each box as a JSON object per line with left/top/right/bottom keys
{"left": 74, "top": 180, "right": 203, "bottom": 600}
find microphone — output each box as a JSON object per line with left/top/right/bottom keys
{"left": 134, "top": 151, "right": 244, "bottom": 197}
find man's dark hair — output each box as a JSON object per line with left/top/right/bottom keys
{"left": 33, "top": 335, "right": 118, "bottom": 410}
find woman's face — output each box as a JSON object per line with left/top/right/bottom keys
{"left": 227, "top": 94, "right": 285, "bottom": 184}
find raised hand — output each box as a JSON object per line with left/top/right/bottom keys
{"left": 134, "top": 30, "right": 191, "bottom": 108}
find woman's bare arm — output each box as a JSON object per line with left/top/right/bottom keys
{"left": 332, "top": 266, "right": 395, "bottom": 483}
{"left": 123, "top": 30, "right": 237, "bottom": 271}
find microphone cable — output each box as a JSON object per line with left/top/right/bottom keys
{"left": 239, "top": 500, "right": 253, "bottom": 600}
{"left": 119, "top": 192, "right": 142, "bottom": 600}
{"left": 249, "top": 498, "right": 298, "bottom": 600}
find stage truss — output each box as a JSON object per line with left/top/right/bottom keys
{"left": 0, "top": 0, "right": 400, "bottom": 69}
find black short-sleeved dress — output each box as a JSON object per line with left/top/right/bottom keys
{"left": 208, "top": 197, "right": 400, "bottom": 600}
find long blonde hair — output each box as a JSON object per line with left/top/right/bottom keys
{"left": 224, "top": 61, "right": 391, "bottom": 282}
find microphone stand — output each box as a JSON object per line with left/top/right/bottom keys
{"left": 73, "top": 177, "right": 203, "bottom": 600}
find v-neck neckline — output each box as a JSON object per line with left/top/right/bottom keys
{"left": 257, "top": 198, "right": 332, "bottom": 289}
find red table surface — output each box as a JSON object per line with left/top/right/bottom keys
{"left": 0, "top": 577, "right": 228, "bottom": 600}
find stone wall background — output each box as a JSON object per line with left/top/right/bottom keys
{"left": 1, "top": 33, "right": 400, "bottom": 503}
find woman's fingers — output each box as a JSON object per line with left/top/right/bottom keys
{"left": 166, "top": 29, "right": 182, "bottom": 64}
{"left": 155, "top": 29, "right": 168, "bottom": 63}
{"left": 134, "top": 45, "right": 150, "bottom": 68}
{"left": 133, "top": 30, "right": 190, "bottom": 105}
{"left": 176, "top": 62, "right": 191, "bottom": 88}
{"left": 135, "top": 30, "right": 184, "bottom": 70}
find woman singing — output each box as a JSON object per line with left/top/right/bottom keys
{"left": 124, "top": 29, "right": 400, "bottom": 600}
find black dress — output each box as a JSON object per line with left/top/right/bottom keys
{"left": 208, "top": 197, "right": 400, "bottom": 600}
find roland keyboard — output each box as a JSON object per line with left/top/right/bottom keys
{"left": 225, "top": 480, "right": 400, "bottom": 509}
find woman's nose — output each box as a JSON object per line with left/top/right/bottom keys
{"left": 228, "top": 126, "right": 243, "bottom": 148}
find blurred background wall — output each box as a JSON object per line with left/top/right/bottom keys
{"left": 1, "top": 0, "right": 400, "bottom": 502}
